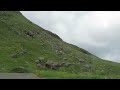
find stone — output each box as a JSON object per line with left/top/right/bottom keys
{"left": 79, "top": 59, "right": 85, "bottom": 63}
{"left": 25, "top": 31, "right": 34, "bottom": 38}
{"left": 45, "top": 60, "right": 61, "bottom": 70}
{"left": 59, "top": 51, "right": 62, "bottom": 53}
{"left": 37, "top": 64, "right": 45, "bottom": 68}
{"left": 63, "top": 58, "right": 67, "bottom": 60}
{"left": 65, "top": 63, "right": 72, "bottom": 67}
{"left": 61, "top": 62, "right": 66, "bottom": 66}
{"left": 38, "top": 57, "right": 44, "bottom": 60}
{"left": 35, "top": 60, "right": 40, "bottom": 63}
{"left": 83, "top": 64, "right": 91, "bottom": 69}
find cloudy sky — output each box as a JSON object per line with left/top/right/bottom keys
{"left": 21, "top": 11, "right": 120, "bottom": 62}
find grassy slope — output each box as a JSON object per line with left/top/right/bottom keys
{"left": 0, "top": 11, "right": 120, "bottom": 79}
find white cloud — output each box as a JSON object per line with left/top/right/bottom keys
{"left": 21, "top": 11, "right": 120, "bottom": 62}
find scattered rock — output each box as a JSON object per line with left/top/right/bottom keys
{"left": 65, "top": 63, "right": 72, "bottom": 67}
{"left": 58, "top": 50, "right": 64, "bottom": 55}
{"left": 19, "top": 50, "right": 27, "bottom": 55}
{"left": 55, "top": 50, "right": 58, "bottom": 53}
{"left": 35, "top": 60, "right": 40, "bottom": 63}
{"left": 83, "top": 64, "right": 92, "bottom": 69}
{"left": 11, "top": 49, "right": 27, "bottom": 58}
{"left": 19, "top": 66, "right": 25, "bottom": 69}
{"left": 35, "top": 57, "right": 46, "bottom": 67}
{"left": 37, "top": 64, "right": 45, "bottom": 68}
{"left": 59, "top": 51, "right": 62, "bottom": 53}
{"left": 63, "top": 58, "right": 67, "bottom": 60}
{"left": 35, "top": 57, "right": 73, "bottom": 70}
{"left": 38, "top": 57, "right": 44, "bottom": 60}
{"left": 78, "top": 58, "right": 85, "bottom": 63}
{"left": 11, "top": 54, "right": 18, "bottom": 58}
{"left": 37, "top": 64, "right": 42, "bottom": 67}
{"left": 25, "top": 31, "right": 34, "bottom": 38}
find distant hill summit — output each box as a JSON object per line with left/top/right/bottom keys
{"left": 0, "top": 11, "right": 120, "bottom": 79}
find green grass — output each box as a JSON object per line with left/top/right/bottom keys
{"left": 34, "top": 70, "right": 120, "bottom": 79}
{"left": 0, "top": 11, "right": 120, "bottom": 79}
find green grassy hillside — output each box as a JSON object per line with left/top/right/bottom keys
{"left": 0, "top": 11, "right": 120, "bottom": 79}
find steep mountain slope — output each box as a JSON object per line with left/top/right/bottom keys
{"left": 0, "top": 11, "right": 120, "bottom": 78}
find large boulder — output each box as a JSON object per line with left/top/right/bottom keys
{"left": 25, "top": 31, "right": 34, "bottom": 38}
{"left": 45, "top": 61, "right": 61, "bottom": 70}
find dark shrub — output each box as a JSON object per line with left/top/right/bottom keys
{"left": 10, "top": 67, "right": 30, "bottom": 73}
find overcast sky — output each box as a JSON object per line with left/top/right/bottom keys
{"left": 21, "top": 11, "right": 120, "bottom": 63}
